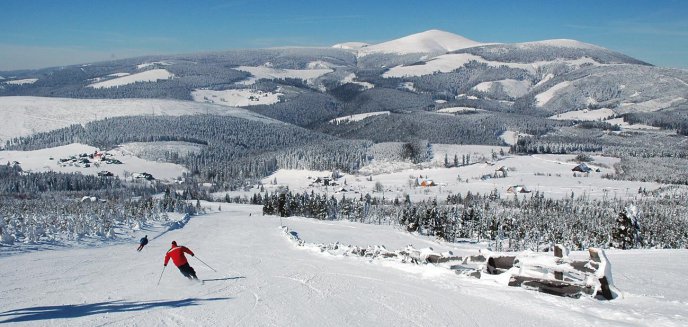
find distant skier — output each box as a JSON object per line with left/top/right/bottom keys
{"left": 137, "top": 235, "right": 148, "bottom": 252}
{"left": 164, "top": 241, "right": 199, "bottom": 280}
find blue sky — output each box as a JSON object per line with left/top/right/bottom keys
{"left": 1, "top": 0, "right": 687, "bottom": 70}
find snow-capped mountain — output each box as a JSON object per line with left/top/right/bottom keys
{"left": 354, "top": 29, "right": 485, "bottom": 56}
{"left": 1, "top": 29, "right": 686, "bottom": 135}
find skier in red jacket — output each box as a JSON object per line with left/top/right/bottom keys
{"left": 164, "top": 241, "right": 199, "bottom": 280}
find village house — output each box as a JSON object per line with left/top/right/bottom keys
{"left": 572, "top": 163, "right": 592, "bottom": 173}
{"left": 507, "top": 185, "right": 531, "bottom": 194}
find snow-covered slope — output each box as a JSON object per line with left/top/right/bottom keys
{"left": 0, "top": 143, "right": 189, "bottom": 181}
{"left": 474, "top": 79, "right": 532, "bottom": 98}
{"left": 341, "top": 73, "right": 374, "bottom": 90}
{"left": 88, "top": 69, "right": 174, "bottom": 89}
{"left": 234, "top": 65, "right": 332, "bottom": 85}
{"left": 535, "top": 81, "right": 572, "bottom": 106}
{"left": 383, "top": 53, "right": 483, "bottom": 77}
{"left": 260, "top": 152, "right": 657, "bottom": 202}
{"left": 549, "top": 108, "right": 616, "bottom": 121}
{"left": 436, "top": 107, "right": 484, "bottom": 114}
{"left": 329, "top": 111, "right": 390, "bottom": 124}
{"left": 0, "top": 204, "right": 685, "bottom": 326}
{"left": 382, "top": 53, "right": 601, "bottom": 78}
{"left": 191, "top": 89, "right": 283, "bottom": 107}
{"left": 331, "top": 42, "right": 370, "bottom": 50}
{"left": 0, "top": 96, "right": 276, "bottom": 142}
{"left": 531, "top": 66, "right": 688, "bottom": 113}
{"left": 518, "top": 39, "right": 603, "bottom": 50}
{"left": 359, "top": 29, "right": 484, "bottom": 56}
{"left": 4, "top": 78, "right": 38, "bottom": 85}
{"left": 137, "top": 61, "right": 173, "bottom": 69}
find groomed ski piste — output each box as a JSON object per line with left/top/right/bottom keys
{"left": 1, "top": 204, "right": 687, "bottom": 326}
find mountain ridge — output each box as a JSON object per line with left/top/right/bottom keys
{"left": 1, "top": 29, "right": 686, "bottom": 140}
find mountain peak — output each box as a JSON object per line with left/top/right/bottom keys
{"left": 357, "top": 29, "right": 484, "bottom": 56}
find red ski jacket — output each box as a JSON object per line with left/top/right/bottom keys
{"left": 164, "top": 246, "right": 194, "bottom": 267}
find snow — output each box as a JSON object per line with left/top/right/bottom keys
{"left": 436, "top": 107, "right": 484, "bottom": 114}
{"left": 306, "top": 61, "right": 335, "bottom": 69}
{"left": 0, "top": 143, "right": 188, "bottom": 182}
{"left": 400, "top": 82, "right": 416, "bottom": 92}
{"left": 137, "top": 61, "right": 173, "bottom": 69}
{"left": 384, "top": 54, "right": 601, "bottom": 78}
{"left": 341, "top": 73, "right": 374, "bottom": 90}
{"left": 605, "top": 118, "right": 661, "bottom": 130}
{"left": 1, "top": 204, "right": 686, "bottom": 326}
{"left": 191, "top": 89, "right": 283, "bottom": 107}
{"left": 331, "top": 42, "right": 370, "bottom": 50}
{"left": 107, "top": 72, "right": 131, "bottom": 77}
{"left": 549, "top": 108, "right": 616, "bottom": 121}
{"left": 617, "top": 97, "right": 686, "bottom": 114}
{"left": 0, "top": 96, "right": 276, "bottom": 143}
{"left": 534, "top": 73, "right": 555, "bottom": 88}
{"left": 234, "top": 65, "right": 332, "bottom": 85}
{"left": 383, "top": 53, "right": 482, "bottom": 78}
{"left": 429, "top": 144, "right": 505, "bottom": 165}
{"left": 329, "top": 111, "right": 390, "bottom": 124}
{"left": 586, "top": 96, "right": 598, "bottom": 106}
{"left": 499, "top": 131, "right": 520, "bottom": 145}
{"left": 358, "top": 29, "right": 484, "bottom": 56}
{"left": 118, "top": 142, "right": 204, "bottom": 161}
{"left": 88, "top": 69, "right": 174, "bottom": 89}
{"left": 555, "top": 56, "right": 601, "bottom": 68}
{"left": 473, "top": 79, "right": 532, "bottom": 98}
{"left": 535, "top": 81, "right": 571, "bottom": 106}
{"left": 673, "top": 77, "right": 688, "bottom": 87}
{"left": 4, "top": 78, "right": 38, "bottom": 85}
{"left": 256, "top": 149, "right": 657, "bottom": 203}
{"left": 518, "top": 39, "right": 602, "bottom": 50}
{"left": 474, "top": 82, "right": 493, "bottom": 92}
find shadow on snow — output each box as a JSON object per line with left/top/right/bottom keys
{"left": 0, "top": 297, "right": 230, "bottom": 323}
{"left": 202, "top": 276, "right": 246, "bottom": 282}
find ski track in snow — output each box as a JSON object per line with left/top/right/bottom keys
{"left": 1, "top": 204, "right": 687, "bottom": 326}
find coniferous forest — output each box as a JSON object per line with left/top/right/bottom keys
{"left": 259, "top": 188, "right": 688, "bottom": 250}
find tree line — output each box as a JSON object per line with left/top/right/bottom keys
{"left": 259, "top": 189, "right": 688, "bottom": 251}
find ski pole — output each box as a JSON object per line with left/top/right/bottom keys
{"left": 157, "top": 265, "right": 166, "bottom": 286}
{"left": 193, "top": 256, "right": 217, "bottom": 272}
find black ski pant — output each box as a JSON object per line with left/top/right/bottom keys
{"left": 177, "top": 263, "right": 198, "bottom": 280}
